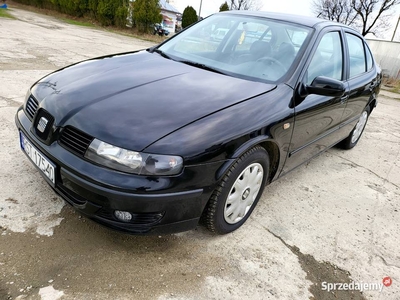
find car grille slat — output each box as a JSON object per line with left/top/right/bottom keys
{"left": 60, "top": 135, "right": 87, "bottom": 151}
{"left": 64, "top": 129, "right": 93, "bottom": 143}
{"left": 59, "top": 126, "right": 94, "bottom": 157}
{"left": 25, "top": 96, "right": 39, "bottom": 120}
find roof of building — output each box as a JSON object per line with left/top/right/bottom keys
{"left": 159, "top": 0, "right": 180, "bottom": 14}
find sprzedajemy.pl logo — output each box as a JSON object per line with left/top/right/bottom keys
{"left": 322, "top": 277, "right": 392, "bottom": 293}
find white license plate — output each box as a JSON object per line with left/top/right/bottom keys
{"left": 20, "top": 132, "right": 56, "bottom": 185}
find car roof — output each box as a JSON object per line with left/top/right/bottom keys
{"left": 219, "top": 10, "right": 342, "bottom": 29}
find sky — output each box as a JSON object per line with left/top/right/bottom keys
{"left": 169, "top": 0, "right": 400, "bottom": 40}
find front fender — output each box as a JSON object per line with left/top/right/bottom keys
{"left": 144, "top": 85, "right": 294, "bottom": 172}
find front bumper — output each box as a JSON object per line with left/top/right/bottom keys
{"left": 16, "top": 107, "right": 225, "bottom": 234}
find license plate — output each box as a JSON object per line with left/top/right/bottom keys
{"left": 20, "top": 132, "right": 56, "bottom": 185}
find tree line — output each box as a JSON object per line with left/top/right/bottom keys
{"left": 11, "top": 0, "right": 165, "bottom": 30}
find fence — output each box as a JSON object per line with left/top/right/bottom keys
{"left": 367, "top": 39, "right": 400, "bottom": 79}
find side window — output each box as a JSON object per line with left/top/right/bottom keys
{"left": 365, "top": 44, "right": 373, "bottom": 71}
{"left": 346, "top": 33, "right": 367, "bottom": 78}
{"left": 306, "top": 31, "right": 343, "bottom": 85}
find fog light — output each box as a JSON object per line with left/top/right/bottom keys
{"left": 114, "top": 210, "right": 132, "bottom": 222}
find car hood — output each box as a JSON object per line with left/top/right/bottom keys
{"left": 32, "top": 51, "right": 276, "bottom": 151}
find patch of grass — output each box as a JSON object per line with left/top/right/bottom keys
{"left": 382, "top": 77, "right": 400, "bottom": 94}
{"left": 0, "top": 9, "right": 16, "bottom": 19}
{"left": 390, "top": 84, "right": 400, "bottom": 94}
{"left": 62, "top": 18, "right": 95, "bottom": 27}
{"left": 7, "top": 0, "right": 167, "bottom": 43}
{"left": 103, "top": 25, "right": 170, "bottom": 43}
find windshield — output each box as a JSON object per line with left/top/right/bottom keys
{"left": 157, "top": 14, "right": 312, "bottom": 83}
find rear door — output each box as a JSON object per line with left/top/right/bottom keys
{"left": 281, "top": 28, "right": 349, "bottom": 174}
{"left": 340, "top": 31, "right": 378, "bottom": 134}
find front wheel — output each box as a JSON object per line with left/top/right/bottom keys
{"left": 204, "top": 146, "right": 269, "bottom": 234}
{"left": 339, "top": 106, "right": 370, "bottom": 149}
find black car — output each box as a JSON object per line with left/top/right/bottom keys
{"left": 16, "top": 11, "right": 381, "bottom": 235}
{"left": 153, "top": 23, "right": 169, "bottom": 36}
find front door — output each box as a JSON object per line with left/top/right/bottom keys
{"left": 282, "top": 29, "right": 348, "bottom": 175}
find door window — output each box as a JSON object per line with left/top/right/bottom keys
{"left": 346, "top": 33, "right": 367, "bottom": 78}
{"left": 306, "top": 31, "right": 343, "bottom": 84}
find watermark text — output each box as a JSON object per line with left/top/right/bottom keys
{"left": 322, "top": 277, "right": 392, "bottom": 293}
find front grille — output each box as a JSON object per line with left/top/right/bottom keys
{"left": 59, "top": 126, "right": 94, "bottom": 157}
{"left": 25, "top": 96, "right": 39, "bottom": 120}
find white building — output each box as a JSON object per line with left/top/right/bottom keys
{"left": 159, "top": 0, "right": 180, "bottom": 33}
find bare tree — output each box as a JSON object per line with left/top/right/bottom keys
{"left": 229, "top": 0, "right": 262, "bottom": 10}
{"left": 312, "top": 0, "right": 358, "bottom": 25}
{"left": 313, "top": 0, "right": 400, "bottom": 36}
{"left": 351, "top": 0, "right": 400, "bottom": 36}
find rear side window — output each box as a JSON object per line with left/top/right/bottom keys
{"left": 346, "top": 33, "right": 367, "bottom": 78}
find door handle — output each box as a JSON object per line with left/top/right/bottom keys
{"left": 369, "top": 81, "right": 376, "bottom": 91}
{"left": 340, "top": 95, "right": 349, "bottom": 103}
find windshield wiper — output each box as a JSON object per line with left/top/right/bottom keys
{"left": 153, "top": 49, "right": 172, "bottom": 60}
{"left": 178, "top": 60, "right": 227, "bottom": 75}
{"left": 152, "top": 51, "right": 226, "bottom": 75}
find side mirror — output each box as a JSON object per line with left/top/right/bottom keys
{"left": 292, "top": 76, "right": 346, "bottom": 108}
{"left": 304, "top": 76, "right": 346, "bottom": 97}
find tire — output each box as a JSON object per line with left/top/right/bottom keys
{"left": 204, "top": 146, "right": 269, "bottom": 234}
{"left": 339, "top": 106, "right": 370, "bottom": 150}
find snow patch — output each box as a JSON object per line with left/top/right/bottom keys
{"left": 39, "top": 285, "right": 64, "bottom": 300}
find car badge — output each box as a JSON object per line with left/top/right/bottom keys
{"left": 37, "top": 117, "right": 49, "bottom": 133}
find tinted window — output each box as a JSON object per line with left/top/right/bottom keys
{"left": 365, "top": 44, "right": 373, "bottom": 71}
{"left": 346, "top": 33, "right": 367, "bottom": 78}
{"left": 306, "top": 31, "right": 343, "bottom": 84}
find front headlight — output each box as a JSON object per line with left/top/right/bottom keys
{"left": 85, "top": 139, "right": 183, "bottom": 176}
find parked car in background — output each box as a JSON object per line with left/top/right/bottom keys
{"left": 153, "top": 23, "right": 169, "bottom": 36}
{"left": 16, "top": 11, "right": 381, "bottom": 235}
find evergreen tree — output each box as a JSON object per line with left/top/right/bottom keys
{"left": 182, "top": 6, "right": 197, "bottom": 28}
{"left": 133, "top": 0, "right": 162, "bottom": 33}
{"left": 219, "top": 2, "right": 229, "bottom": 11}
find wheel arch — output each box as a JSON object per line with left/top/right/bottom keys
{"left": 216, "top": 137, "right": 281, "bottom": 184}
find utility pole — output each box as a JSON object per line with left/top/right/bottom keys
{"left": 392, "top": 16, "right": 400, "bottom": 42}
{"left": 198, "top": 0, "right": 203, "bottom": 20}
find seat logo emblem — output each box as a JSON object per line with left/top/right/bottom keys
{"left": 37, "top": 117, "right": 49, "bottom": 133}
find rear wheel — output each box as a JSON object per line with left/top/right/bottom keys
{"left": 339, "top": 106, "right": 370, "bottom": 149}
{"left": 204, "top": 146, "right": 269, "bottom": 234}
